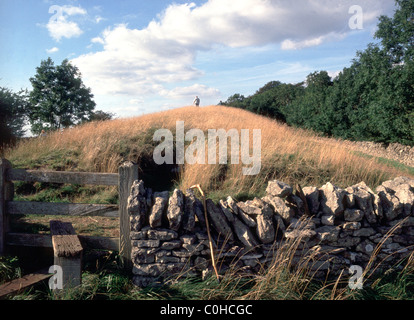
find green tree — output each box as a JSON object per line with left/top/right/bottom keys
{"left": 284, "top": 71, "right": 332, "bottom": 132}
{"left": 0, "top": 87, "right": 29, "bottom": 146}
{"left": 219, "top": 93, "right": 248, "bottom": 109}
{"left": 375, "top": 0, "right": 414, "bottom": 64}
{"left": 324, "top": 43, "right": 414, "bottom": 145}
{"left": 89, "top": 110, "right": 116, "bottom": 122}
{"left": 323, "top": 68, "right": 357, "bottom": 139}
{"left": 255, "top": 81, "right": 282, "bottom": 95}
{"left": 249, "top": 82, "right": 304, "bottom": 122}
{"left": 29, "top": 58, "right": 96, "bottom": 134}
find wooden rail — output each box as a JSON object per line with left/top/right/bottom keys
{"left": 6, "top": 233, "right": 119, "bottom": 251}
{"left": 7, "top": 201, "right": 119, "bottom": 217}
{"left": 0, "top": 159, "right": 138, "bottom": 265}
{"left": 7, "top": 168, "right": 119, "bottom": 186}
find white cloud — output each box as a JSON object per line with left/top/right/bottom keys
{"left": 160, "top": 84, "right": 221, "bottom": 100}
{"left": 71, "top": 0, "right": 395, "bottom": 100}
{"left": 72, "top": 23, "right": 202, "bottom": 96}
{"left": 61, "top": 5, "right": 86, "bottom": 16}
{"left": 91, "top": 36, "right": 104, "bottom": 44}
{"left": 129, "top": 98, "right": 144, "bottom": 105}
{"left": 47, "top": 5, "right": 87, "bottom": 41}
{"left": 281, "top": 33, "right": 348, "bottom": 50}
{"left": 94, "top": 15, "right": 104, "bottom": 24}
{"left": 46, "top": 46, "right": 59, "bottom": 54}
{"left": 146, "top": 0, "right": 392, "bottom": 49}
{"left": 328, "top": 70, "right": 342, "bottom": 80}
{"left": 47, "top": 19, "right": 83, "bottom": 41}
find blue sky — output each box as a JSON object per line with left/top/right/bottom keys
{"left": 0, "top": 0, "right": 397, "bottom": 121}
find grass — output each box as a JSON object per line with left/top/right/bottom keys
{"left": 4, "top": 106, "right": 413, "bottom": 201}
{"left": 0, "top": 256, "right": 21, "bottom": 285}
{"left": 9, "top": 214, "right": 119, "bottom": 237}
{"left": 352, "top": 151, "right": 414, "bottom": 176}
{"left": 13, "top": 181, "right": 118, "bottom": 205}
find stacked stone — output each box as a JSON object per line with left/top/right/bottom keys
{"left": 284, "top": 176, "right": 414, "bottom": 277}
{"left": 128, "top": 176, "right": 414, "bottom": 287}
{"left": 131, "top": 227, "right": 206, "bottom": 287}
{"left": 129, "top": 183, "right": 268, "bottom": 287}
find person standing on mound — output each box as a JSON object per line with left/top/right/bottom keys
{"left": 193, "top": 96, "right": 200, "bottom": 107}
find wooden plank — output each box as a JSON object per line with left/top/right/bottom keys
{"left": 0, "top": 268, "right": 52, "bottom": 299}
{"left": 6, "top": 233, "right": 53, "bottom": 248}
{"left": 118, "top": 161, "right": 138, "bottom": 268}
{"left": 7, "top": 201, "right": 119, "bottom": 217}
{"left": 50, "top": 220, "right": 76, "bottom": 235}
{"left": 7, "top": 168, "right": 119, "bottom": 186}
{"left": 6, "top": 233, "right": 119, "bottom": 251}
{"left": 52, "top": 234, "right": 83, "bottom": 257}
{"left": 0, "top": 159, "right": 12, "bottom": 256}
{"left": 50, "top": 220, "right": 83, "bottom": 257}
{"left": 78, "top": 235, "right": 119, "bottom": 251}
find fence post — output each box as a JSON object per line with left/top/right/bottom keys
{"left": 0, "top": 159, "right": 12, "bottom": 256}
{"left": 118, "top": 161, "right": 138, "bottom": 269}
{"left": 50, "top": 220, "right": 83, "bottom": 292}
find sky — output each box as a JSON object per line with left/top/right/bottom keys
{"left": 0, "top": 0, "right": 397, "bottom": 121}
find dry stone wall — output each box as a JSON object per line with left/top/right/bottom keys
{"left": 128, "top": 176, "right": 414, "bottom": 287}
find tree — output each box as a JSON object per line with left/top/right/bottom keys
{"left": 0, "top": 87, "right": 29, "bottom": 146}
{"left": 89, "top": 110, "right": 116, "bottom": 122}
{"left": 29, "top": 58, "right": 96, "bottom": 134}
{"left": 284, "top": 71, "right": 332, "bottom": 132}
{"left": 305, "top": 71, "right": 332, "bottom": 89}
{"left": 323, "top": 42, "right": 414, "bottom": 145}
{"left": 219, "top": 93, "right": 248, "bottom": 109}
{"left": 249, "top": 83, "right": 304, "bottom": 122}
{"left": 375, "top": 0, "right": 414, "bottom": 64}
{"left": 255, "top": 81, "right": 282, "bottom": 95}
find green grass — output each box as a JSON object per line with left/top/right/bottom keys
{"left": 13, "top": 181, "right": 118, "bottom": 204}
{"left": 353, "top": 267, "right": 414, "bottom": 300}
{"left": 0, "top": 256, "right": 21, "bottom": 285}
{"left": 352, "top": 151, "right": 414, "bottom": 176}
{"left": 9, "top": 148, "right": 81, "bottom": 171}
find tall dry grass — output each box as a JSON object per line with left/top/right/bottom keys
{"left": 4, "top": 106, "right": 412, "bottom": 197}
{"left": 189, "top": 216, "right": 414, "bottom": 301}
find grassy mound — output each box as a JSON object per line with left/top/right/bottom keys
{"left": 4, "top": 105, "right": 413, "bottom": 202}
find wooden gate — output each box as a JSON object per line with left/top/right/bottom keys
{"left": 0, "top": 158, "right": 138, "bottom": 267}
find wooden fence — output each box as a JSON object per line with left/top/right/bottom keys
{"left": 0, "top": 158, "right": 138, "bottom": 268}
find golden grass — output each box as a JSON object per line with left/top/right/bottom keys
{"left": 4, "top": 105, "right": 413, "bottom": 197}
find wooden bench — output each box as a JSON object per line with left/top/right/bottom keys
{"left": 50, "top": 220, "right": 83, "bottom": 290}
